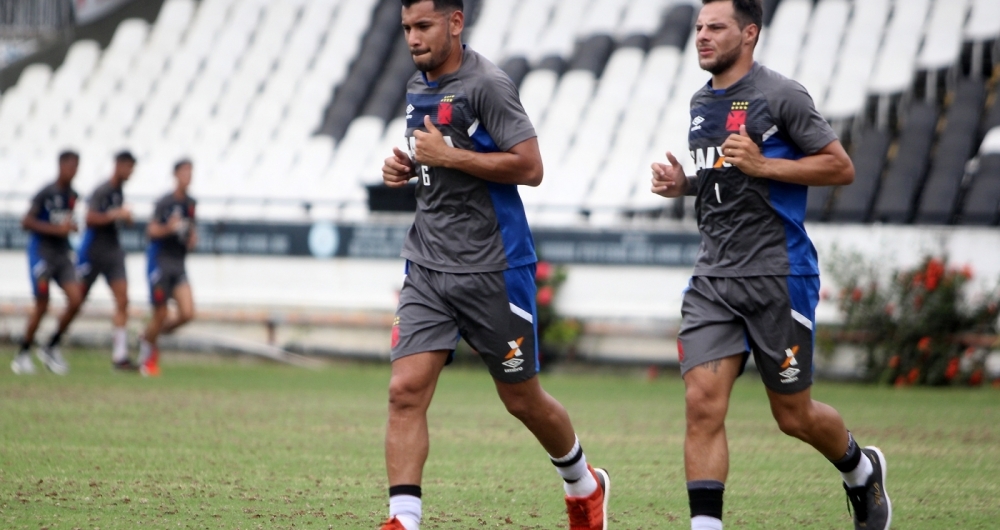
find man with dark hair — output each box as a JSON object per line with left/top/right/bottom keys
{"left": 78, "top": 150, "right": 138, "bottom": 371}
{"left": 12, "top": 151, "right": 84, "bottom": 376}
{"left": 378, "top": 1, "right": 608, "bottom": 529}
{"left": 139, "top": 159, "right": 197, "bottom": 377}
{"left": 650, "top": 1, "right": 891, "bottom": 529}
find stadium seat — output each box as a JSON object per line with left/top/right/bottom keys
{"left": 794, "top": 0, "right": 849, "bottom": 110}
{"left": 500, "top": 0, "right": 557, "bottom": 62}
{"left": 872, "top": 101, "right": 939, "bottom": 224}
{"left": 824, "top": 0, "right": 890, "bottom": 119}
{"left": 915, "top": 79, "right": 986, "bottom": 224}
{"left": 869, "top": 0, "right": 932, "bottom": 97}
{"left": 758, "top": 0, "right": 812, "bottom": 79}
{"left": 957, "top": 128, "right": 1000, "bottom": 225}
{"left": 827, "top": 127, "right": 891, "bottom": 223}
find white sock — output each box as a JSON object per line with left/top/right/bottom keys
{"left": 841, "top": 451, "right": 873, "bottom": 488}
{"left": 692, "top": 515, "right": 723, "bottom": 530}
{"left": 138, "top": 338, "right": 152, "bottom": 364}
{"left": 550, "top": 437, "right": 598, "bottom": 498}
{"left": 389, "top": 495, "right": 421, "bottom": 530}
{"left": 112, "top": 327, "right": 129, "bottom": 362}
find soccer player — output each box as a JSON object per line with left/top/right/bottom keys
{"left": 138, "top": 160, "right": 197, "bottom": 377}
{"left": 11, "top": 151, "right": 84, "bottom": 376}
{"left": 378, "top": 1, "right": 609, "bottom": 529}
{"left": 650, "top": 1, "right": 891, "bottom": 529}
{"left": 78, "top": 151, "right": 138, "bottom": 371}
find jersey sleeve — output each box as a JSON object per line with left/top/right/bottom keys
{"left": 88, "top": 186, "right": 106, "bottom": 212}
{"left": 470, "top": 71, "right": 537, "bottom": 153}
{"left": 151, "top": 198, "right": 169, "bottom": 224}
{"left": 28, "top": 188, "right": 47, "bottom": 218}
{"left": 771, "top": 81, "right": 838, "bottom": 156}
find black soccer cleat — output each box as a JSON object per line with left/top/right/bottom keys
{"left": 112, "top": 359, "right": 140, "bottom": 372}
{"left": 844, "top": 446, "right": 892, "bottom": 529}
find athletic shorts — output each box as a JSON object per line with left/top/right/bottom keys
{"left": 78, "top": 247, "right": 127, "bottom": 291}
{"left": 147, "top": 260, "right": 188, "bottom": 306}
{"left": 390, "top": 261, "right": 540, "bottom": 384}
{"left": 28, "top": 247, "right": 78, "bottom": 299}
{"left": 678, "top": 275, "right": 819, "bottom": 394}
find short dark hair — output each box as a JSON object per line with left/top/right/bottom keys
{"left": 115, "top": 150, "right": 136, "bottom": 164}
{"left": 174, "top": 159, "right": 192, "bottom": 173}
{"left": 703, "top": 0, "right": 763, "bottom": 33}
{"left": 58, "top": 150, "right": 79, "bottom": 162}
{"left": 401, "top": 0, "right": 463, "bottom": 12}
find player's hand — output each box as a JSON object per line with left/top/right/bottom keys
{"left": 167, "top": 212, "right": 182, "bottom": 233}
{"left": 412, "top": 115, "right": 452, "bottom": 168}
{"left": 651, "top": 151, "right": 688, "bottom": 198}
{"left": 58, "top": 216, "right": 79, "bottom": 236}
{"left": 114, "top": 206, "right": 134, "bottom": 224}
{"left": 721, "top": 125, "right": 766, "bottom": 177}
{"left": 383, "top": 147, "right": 415, "bottom": 188}
{"left": 187, "top": 229, "right": 199, "bottom": 251}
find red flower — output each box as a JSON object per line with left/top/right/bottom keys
{"left": 907, "top": 368, "right": 920, "bottom": 384}
{"left": 960, "top": 264, "right": 974, "bottom": 280}
{"left": 888, "top": 355, "right": 900, "bottom": 369}
{"left": 894, "top": 375, "right": 907, "bottom": 387}
{"left": 970, "top": 370, "right": 984, "bottom": 386}
{"left": 537, "top": 285, "right": 554, "bottom": 306}
{"left": 535, "top": 261, "right": 552, "bottom": 282}
{"left": 944, "top": 358, "right": 959, "bottom": 380}
{"left": 884, "top": 303, "right": 895, "bottom": 316}
{"left": 917, "top": 336, "right": 932, "bottom": 352}
{"left": 925, "top": 259, "right": 945, "bottom": 291}
{"left": 851, "top": 288, "right": 863, "bottom": 302}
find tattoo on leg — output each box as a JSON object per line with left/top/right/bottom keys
{"left": 699, "top": 360, "right": 722, "bottom": 373}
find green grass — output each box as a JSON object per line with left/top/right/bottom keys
{"left": 1, "top": 350, "right": 998, "bottom": 529}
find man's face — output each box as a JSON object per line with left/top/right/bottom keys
{"left": 58, "top": 157, "right": 79, "bottom": 183}
{"left": 401, "top": 1, "right": 459, "bottom": 73}
{"left": 695, "top": 1, "right": 752, "bottom": 75}
{"left": 114, "top": 160, "right": 135, "bottom": 182}
{"left": 175, "top": 164, "right": 192, "bottom": 192}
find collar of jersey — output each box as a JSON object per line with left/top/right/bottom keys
{"left": 706, "top": 61, "right": 759, "bottom": 95}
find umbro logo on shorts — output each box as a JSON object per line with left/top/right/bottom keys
{"left": 779, "top": 346, "right": 800, "bottom": 384}
{"left": 502, "top": 338, "right": 525, "bottom": 372}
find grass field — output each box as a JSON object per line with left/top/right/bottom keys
{"left": 1, "top": 350, "right": 998, "bottom": 529}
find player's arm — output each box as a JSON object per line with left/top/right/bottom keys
{"left": 721, "top": 126, "right": 854, "bottom": 186}
{"left": 412, "top": 116, "right": 543, "bottom": 187}
{"left": 147, "top": 206, "right": 180, "bottom": 239}
{"left": 186, "top": 209, "right": 198, "bottom": 250}
{"left": 86, "top": 207, "right": 130, "bottom": 227}
{"left": 21, "top": 199, "right": 75, "bottom": 237}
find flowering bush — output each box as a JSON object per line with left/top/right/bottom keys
{"left": 535, "top": 261, "right": 581, "bottom": 362}
{"left": 824, "top": 251, "right": 1000, "bottom": 386}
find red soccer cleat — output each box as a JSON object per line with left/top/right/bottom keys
{"left": 565, "top": 465, "right": 611, "bottom": 530}
{"left": 379, "top": 516, "right": 407, "bottom": 530}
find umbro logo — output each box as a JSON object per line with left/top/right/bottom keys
{"left": 691, "top": 116, "right": 705, "bottom": 132}
{"left": 406, "top": 104, "right": 414, "bottom": 118}
{"left": 780, "top": 346, "right": 800, "bottom": 383}
{"left": 503, "top": 338, "right": 525, "bottom": 372}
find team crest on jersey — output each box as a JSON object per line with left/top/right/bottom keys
{"left": 438, "top": 95, "right": 455, "bottom": 126}
{"left": 727, "top": 101, "right": 749, "bottom": 132}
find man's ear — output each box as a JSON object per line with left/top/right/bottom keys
{"left": 450, "top": 9, "right": 465, "bottom": 37}
{"left": 744, "top": 23, "right": 759, "bottom": 48}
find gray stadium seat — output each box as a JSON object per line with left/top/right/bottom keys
{"left": 872, "top": 101, "right": 938, "bottom": 224}
{"left": 916, "top": 80, "right": 986, "bottom": 224}
{"left": 958, "top": 129, "right": 1000, "bottom": 225}
{"left": 827, "top": 127, "right": 891, "bottom": 223}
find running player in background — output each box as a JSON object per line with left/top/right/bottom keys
{"left": 11, "top": 151, "right": 84, "bottom": 376}
{"left": 78, "top": 151, "right": 138, "bottom": 371}
{"left": 139, "top": 160, "right": 197, "bottom": 377}
{"left": 378, "top": 1, "right": 608, "bottom": 529}
{"left": 650, "top": 1, "right": 890, "bottom": 529}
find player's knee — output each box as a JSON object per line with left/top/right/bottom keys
{"left": 387, "top": 375, "right": 432, "bottom": 412}
{"left": 685, "top": 385, "right": 726, "bottom": 428}
{"left": 772, "top": 405, "right": 810, "bottom": 439}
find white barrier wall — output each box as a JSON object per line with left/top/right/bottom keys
{"left": 1, "top": 225, "right": 999, "bottom": 325}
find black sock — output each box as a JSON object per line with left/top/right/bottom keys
{"left": 388, "top": 484, "right": 422, "bottom": 499}
{"left": 47, "top": 331, "right": 63, "bottom": 348}
{"left": 831, "top": 432, "right": 862, "bottom": 472}
{"left": 688, "top": 480, "right": 725, "bottom": 520}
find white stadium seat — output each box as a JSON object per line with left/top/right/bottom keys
{"left": 917, "top": 0, "right": 971, "bottom": 71}
{"left": 824, "top": 0, "right": 891, "bottom": 119}
{"left": 794, "top": 0, "right": 850, "bottom": 110}
{"left": 758, "top": 0, "right": 813, "bottom": 79}
{"left": 868, "top": 0, "right": 932, "bottom": 96}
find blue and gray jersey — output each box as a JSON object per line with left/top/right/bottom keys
{"left": 686, "top": 62, "right": 838, "bottom": 277}
{"left": 401, "top": 46, "right": 538, "bottom": 274}
{"left": 147, "top": 192, "right": 196, "bottom": 269}
{"left": 27, "top": 182, "right": 78, "bottom": 258}
{"left": 79, "top": 180, "right": 124, "bottom": 258}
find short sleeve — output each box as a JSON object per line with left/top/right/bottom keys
{"left": 772, "top": 81, "right": 838, "bottom": 156}
{"left": 152, "top": 199, "right": 168, "bottom": 224}
{"left": 470, "top": 72, "right": 536, "bottom": 153}
{"left": 28, "top": 189, "right": 46, "bottom": 217}
{"left": 88, "top": 187, "right": 106, "bottom": 212}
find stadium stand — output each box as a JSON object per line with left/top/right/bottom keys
{"left": 0, "top": 0, "right": 999, "bottom": 227}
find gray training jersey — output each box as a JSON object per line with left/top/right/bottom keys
{"left": 686, "top": 62, "right": 838, "bottom": 277}
{"left": 401, "top": 46, "right": 538, "bottom": 274}
{"left": 80, "top": 180, "right": 125, "bottom": 254}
